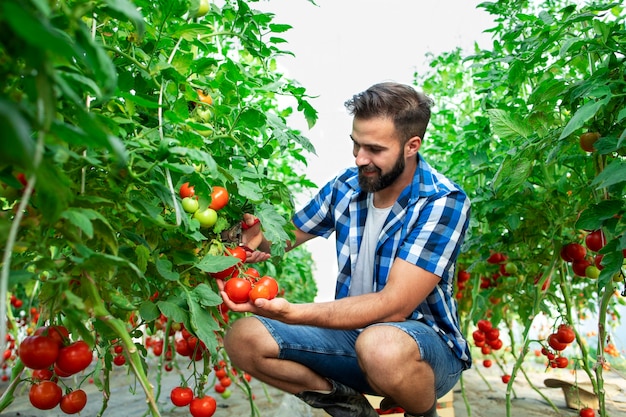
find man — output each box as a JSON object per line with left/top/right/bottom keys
{"left": 218, "top": 82, "right": 471, "bottom": 417}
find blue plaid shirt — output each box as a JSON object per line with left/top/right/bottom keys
{"left": 293, "top": 154, "right": 471, "bottom": 366}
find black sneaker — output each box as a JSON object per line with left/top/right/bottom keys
{"left": 295, "top": 379, "right": 379, "bottom": 417}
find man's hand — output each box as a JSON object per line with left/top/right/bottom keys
{"left": 217, "top": 277, "right": 292, "bottom": 320}
{"left": 241, "top": 214, "right": 271, "bottom": 263}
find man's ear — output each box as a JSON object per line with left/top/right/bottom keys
{"left": 405, "top": 136, "right": 422, "bottom": 157}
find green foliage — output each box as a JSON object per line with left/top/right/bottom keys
{"left": 0, "top": 0, "right": 318, "bottom": 414}
{"left": 417, "top": 1, "right": 625, "bottom": 415}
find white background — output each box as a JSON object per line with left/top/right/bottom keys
{"left": 258, "top": 0, "right": 494, "bottom": 301}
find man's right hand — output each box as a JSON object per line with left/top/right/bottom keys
{"left": 241, "top": 213, "right": 271, "bottom": 263}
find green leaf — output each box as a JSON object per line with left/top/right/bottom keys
{"left": 575, "top": 200, "right": 623, "bottom": 231}
{"left": 191, "top": 283, "right": 224, "bottom": 307}
{"left": 0, "top": 99, "right": 36, "bottom": 170}
{"left": 591, "top": 160, "right": 626, "bottom": 189}
{"left": 488, "top": 109, "right": 532, "bottom": 140}
{"left": 103, "top": 0, "right": 146, "bottom": 38}
{"left": 187, "top": 296, "right": 219, "bottom": 354}
{"left": 491, "top": 154, "right": 534, "bottom": 198}
{"left": 156, "top": 258, "right": 180, "bottom": 281}
{"left": 61, "top": 208, "right": 95, "bottom": 239}
{"left": 269, "top": 23, "right": 292, "bottom": 33}
{"left": 139, "top": 301, "right": 161, "bottom": 322}
{"left": 194, "top": 254, "right": 239, "bottom": 273}
{"left": 157, "top": 300, "right": 189, "bottom": 324}
{"left": 559, "top": 99, "right": 608, "bottom": 140}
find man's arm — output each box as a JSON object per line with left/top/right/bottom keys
{"left": 219, "top": 257, "right": 440, "bottom": 329}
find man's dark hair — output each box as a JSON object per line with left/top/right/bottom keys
{"left": 344, "top": 82, "right": 434, "bottom": 143}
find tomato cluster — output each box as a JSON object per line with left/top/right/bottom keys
{"left": 224, "top": 275, "right": 279, "bottom": 304}
{"left": 472, "top": 319, "right": 504, "bottom": 369}
{"left": 17, "top": 325, "right": 92, "bottom": 413}
{"left": 560, "top": 241, "right": 602, "bottom": 279}
{"left": 540, "top": 324, "right": 576, "bottom": 369}
{"left": 170, "top": 387, "right": 217, "bottom": 417}
{"left": 179, "top": 182, "right": 229, "bottom": 228}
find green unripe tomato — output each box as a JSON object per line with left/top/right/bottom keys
{"left": 182, "top": 197, "right": 199, "bottom": 213}
{"left": 193, "top": 208, "right": 217, "bottom": 227}
{"left": 504, "top": 262, "right": 518, "bottom": 275}
{"left": 220, "top": 389, "right": 231, "bottom": 399}
{"left": 585, "top": 265, "right": 600, "bottom": 279}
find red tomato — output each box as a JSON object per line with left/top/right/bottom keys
{"left": 579, "top": 407, "right": 595, "bottom": 417}
{"left": 29, "top": 381, "right": 62, "bottom": 410}
{"left": 486, "top": 252, "right": 505, "bottom": 264}
{"left": 113, "top": 354, "right": 126, "bottom": 366}
{"left": 32, "top": 368, "right": 54, "bottom": 381}
{"left": 224, "top": 278, "right": 252, "bottom": 304}
{"left": 488, "top": 338, "right": 503, "bottom": 351}
{"left": 555, "top": 324, "right": 575, "bottom": 344}
{"left": 34, "top": 325, "right": 69, "bottom": 348}
{"left": 208, "top": 186, "right": 229, "bottom": 211}
{"left": 256, "top": 276, "right": 279, "bottom": 299}
{"left": 60, "top": 389, "right": 87, "bottom": 414}
{"left": 244, "top": 267, "right": 261, "bottom": 280}
{"left": 501, "top": 374, "right": 511, "bottom": 384}
{"left": 572, "top": 259, "right": 592, "bottom": 277}
{"left": 472, "top": 330, "right": 486, "bottom": 343}
{"left": 249, "top": 284, "right": 271, "bottom": 302}
{"left": 219, "top": 376, "right": 232, "bottom": 387}
{"left": 555, "top": 356, "right": 569, "bottom": 368}
{"left": 179, "top": 182, "right": 195, "bottom": 198}
{"left": 55, "top": 341, "right": 93, "bottom": 375}
{"left": 548, "top": 333, "right": 568, "bottom": 351}
{"left": 171, "top": 386, "right": 194, "bottom": 407}
{"left": 585, "top": 230, "right": 606, "bottom": 252}
{"left": 457, "top": 270, "right": 470, "bottom": 283}
{"left": 482, "top": 359, "right": 492, "bottom": 368}
{"left": 564, "top": 243, "right": 587, "bottom": 261}
{"left": 19, "top": 335, "right": 59, "bottom": 370}
{"left": 189, "top": 395, "right": 217, "bottom": 417}
{"left": 485, "top": 328, "right": 500, "bottom": 341}
{"left": 477, "top": 319, "right": 492, "bottom": 333}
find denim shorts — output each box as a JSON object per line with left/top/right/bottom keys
{"left": 255, "top": 317, "right": 465, "bottom": 398}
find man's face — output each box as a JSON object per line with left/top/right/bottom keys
{"left": 351, "top": 117, "right": 406, "bottom": 192}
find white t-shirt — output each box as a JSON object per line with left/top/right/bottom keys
{"left": 349, "top": 194, "right": 392, "bottom": 296}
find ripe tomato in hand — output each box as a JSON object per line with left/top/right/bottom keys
{"left": 255, "top": 276, "right": 279, "bottom": 299}
{"left": 19, "top": 335, "right": 59, "bottom": 370}
{"left": 55, "top": 341, "right": 93, "bottom": 375}
{"left": 208, "top": 186, "right": 229, "bottom": 211}
{"left": 29, "top": 381, "right": 62, "bottom": 410}
{"left": 210, "top": 247, "right": 247, "bottom": 279}
{"left": 224, "top": 278, "right": 252, "bottom": 303}
{"left": 60, "top": 389, "right": 87, "bottom": 414}
{"left": 249, "top": 284, "right": 271, "bottom": 302}
{"left": 171, "top": 386, "right": 194, "bottom": 407}
{"left": 189, "top": 395, "right": 217, "bottom": 417}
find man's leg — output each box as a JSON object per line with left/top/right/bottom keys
{"left": 223, "top": 316, "right": 378, "bottom": 417}
{"left": 354, "top": 323, "right": 464, "bottom": 417}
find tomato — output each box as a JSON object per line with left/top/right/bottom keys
{"left": 214, "top": 382, "right": 226, "bottom": 393}
{"left": 579, "top": 407, "right": 595, "bottom": 417}
{"left": 256, "top": 276, "right": 279, "bottom": 299}
{"left": 224, "top": 278, "right": 252, "bottom": 303}
{"left": 244, "top": 267, "right": 261, "bottom": 280}
{"left": 548, "top": 333, "right": 568, "bottom": 351}
{"left": 113, "top": 354, "right": 126, "bottom": 366}
{"left": 457, "top": 270, "right": 470, "bottom": 283}
{"left": 189, "top": 395, "right": 217, "bottom": 417}
{"left": 572, "top": 259, "right": 592, "bottom": 277}
{"left": 555, "top": 324, "right": 575, "bottom": 344}
{"left": 179, "top": 182, "right": 195, "bottom": 199}
{"left": 594, "top": 254, "right": 604, "bottom": 270}
{"left": 171, "top": 386, "right": 194, "bottom": 407}
{"left": 477, "top": 319, "right": 492, "bottom": 333}
{"left": 29, "top": 381, "right": 62, "bottom": 410}
{"left": 485, "top": 328, "right": 500, "bottom": 341}
{"left": 19, "top": 335, "right": 59, "bottom": 370}
{"left": 482, "top": 359, "right": 492, "bottom": 368}
{"left": 193, "top": 208, "right": 218, "bottom": 228}
{"left": 579, "top": 132, "right": 600, "bottom": 153}
{"left": 219, "top": 376, "right": 232, "bottom": 387}
{"left": 249, "top": 284, "right": 271, "bottom": 302}
{"left": 34, "top": 325, "right": 69, "bottom": 348}
{"left": 472, "top": 330, "right": 486, "bottom": 343}
{"left": 501, "top": 374, "right": 511, "bottom": 384}
{"left": 486, "top": 252, "right": 505, "bottom": 264}
{"left": 54, "top": 363, "right": 74, "bottom": 378}
{"left": 564, "top": 243, "right": 587, "bottom": 262}
{"left": 197, "top": 89, "right": 213, "bottom": 105}
{"left": 60, "top": 389, "right": 87, "bottom": 414}
{"left": 584, "top": 229, "right": 605, "bottom": 252}
{"left": 488, "top": 338, "right": 503, "bottom": 350}
{"left": 175, "top": 339, "right": 192, "bottom": 357}
{"left": 55, "top": 341, "right": 93, "bottom": 375}
{"left": 182, "top": 197, "right": 199, "bottom": 213}
{"left": 555, "top": 356, "right": 569, "bottom": 368}
{"left": 32, "top": 368, "right": 54, "bottom": 381}
{"left": 208, "top": 186, "right": 229, "bottom": 211}
{"left": 585, "top": 265, "right": 600, "bottom": 279}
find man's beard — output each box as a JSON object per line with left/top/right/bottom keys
{"left": 358, "top": 154, "right": 405, "bottom": 192}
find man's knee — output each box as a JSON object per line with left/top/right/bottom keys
{"left": 223, "top": 317, "right": 277, "bottom": 364}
